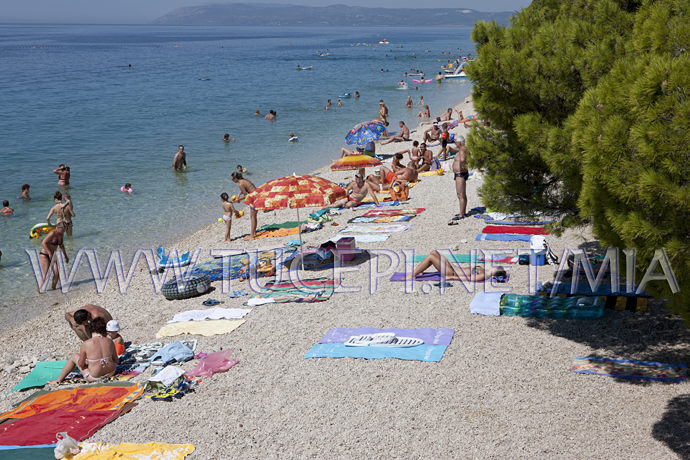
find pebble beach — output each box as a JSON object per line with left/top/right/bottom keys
{"left": 1, "top": 97, "right": 688, "bottom": 459}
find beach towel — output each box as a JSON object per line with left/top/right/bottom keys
{"left": 167, "top": 307, "right": 251, "bottom": 323}
{"left": 155, "top": 320, "right": 246, "bottom": 338}
{"left": 185, "top": 349, "right": 238, "bottom": 378}
{"left": 257, "top": 221, "right": 306, "bottom": 232}
{"left": 349, "top": 215, "right": 413, "bottom": 223}
{"left": 389, "top": 271, "right": 510, "bottom": 283}
{"left": 305, "top": 328, "right": 454, "bottom": 362}
{"left": 475, "top": 234, "right": 532, "bottom": 242}
{"left": 337, "top": 200, "right": 400, "bottom": 210}
{"left": 10, "top": 360, "right": 68, "bottom": 393}
{"left": 244, "top": 279, "right": 336, "bottom": 306}
{"left": 332, "top": 234, "right": 390, "bottom": 243}
{"left": 362, "top": 208, "right": 425, "bottom": 217}
{"left": 482, "top": 219, "right": 557, "bottom": 225}
{"left": 0, "top": 409, "right": 125, "bottom": 446}
{"left": 482, "top": 225, "right": 549, "bottom": 235}
{"left": 406, "top": 253, "right": 516, "bottom": 264}
{"left": 499, "top": 294, "right": 604, "bottom": 319}
{"left": 418, "top": 170, "right": 444, "bottom": 177}
{"left": 74, "top": 442, "right": 195, "bottom": 459}
{"left": 244, "top": 227, "right": 299, "bottom": 240}
{"left": 571, "top": 357, "right": 687, "bottom": 382}
{"left": 469, "top": 292, "right": 503, "bottom": 316}
{"left": 340, "top": 224, "right": 410, "bottom": 234}
{"left": 1, "top": 383, "right": 144, "bottom": 421}
{"left": 0, "top": 445, "right": 55, "bottom": 460}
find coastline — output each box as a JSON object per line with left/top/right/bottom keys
{"left": 1, "top": 93, "right": 688, "bottom": 458}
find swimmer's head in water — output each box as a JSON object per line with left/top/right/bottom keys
{"left": 223, "top": 133, "right": 230, "bottom": 139}
{"left": 74, "top": 309, "right": 89, "bottom": 325}
{"left": 289, "top": 133, "right": 294, "bottom": 137}
{"left": 2, "top": 200, "right": 8, "bottom": 207}
{"left": 54, "top": 191, "right": 62, "bottom": 201}
{"left": 221, "top": 192, "right": 229, "bottom": 201}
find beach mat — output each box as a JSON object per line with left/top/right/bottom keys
{"left": 340, "top": 224, "right": 410, "bottom": 234}
{"left": 362, "top": 208, "right": 425, "bottom": 217}
{"left": 349, "top": 215, "right": 413, "bottom": 223}
{"left": 319, "top": 328, "right": 454, "bottom": 345}
{"left": 305, "top": 343, "right": 448, "bottom": 362}
{"left": 257, "top": 221, "right": 305, "bottom": 232}
{"left": 167, "top": 307, "right": 251, "bottom": 323}
{"left": 244, "top": 227, "right": 299, "bottom": 240}
{"left": 571, "top": 357, "right": 687, "bottom": 382}
{"left": 74, "top": 442, "right": 195, "bottom": 459}
{"left": 482, "top": 225, "right": 549, "bottom": 235}
{"left": 10, "top": 360, "right": 68, "bottom": 393}
{"left": 389, "top": 272, "right": 446, "bottom": 282}
{"left": 406, "top": 253, "right": 516, "bottom": 264}
{"left": 475, "top": 234, "right": 532, "bottom": 242}
{"left": 245, "top": 279, "right": 336, "bottom": 306}
{"left": 0, "top": 445, "right": 55, "bottom": 460}
{"left": 537, "top": 284, "right": 650, "bottom": 312}
{"left": 332, "top": 234, "right": 390, "bottom": 243}
{"left": 156, "top": 320, "right": 246, "bottom": 338}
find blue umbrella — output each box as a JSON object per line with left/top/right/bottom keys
{"left": 345, "top": 120, "right": 386, "bottom": 146}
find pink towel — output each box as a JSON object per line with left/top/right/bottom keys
{"left": 482, "top": 225, "right": 549, "bottom": 235}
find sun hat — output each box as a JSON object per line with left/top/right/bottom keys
{"left": 106, "top": 320, "right": 121, "bottom": 332}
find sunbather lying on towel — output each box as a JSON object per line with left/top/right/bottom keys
{"left": 367, "top": 163, "right": 418, "bottom": 191}
{"left": 48, "top": 317, "right": 118, "bottom": 385}
{"left": 325, "top": 173, "right": 380, "bottom": 209}
{"left": 401, "top": 250, "right": 507, "bottom": 281}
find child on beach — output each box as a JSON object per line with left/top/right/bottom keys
{"left": 221, "top": 192, "right": 236, "bottom": 242}
{"left": 121, "top": 183, "right": 133, "bottom": 194}
{"left": 106, "top": 320, "right": 125, "bottom": 355}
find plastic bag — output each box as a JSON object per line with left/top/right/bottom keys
{"left": 54, "top": 432, "right": 80, "bottom": 459}
{"left": 185, "top": 349, "right": 238, "bottom": 378}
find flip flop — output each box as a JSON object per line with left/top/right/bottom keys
{"left": 376, "top": 336, "right": 424, "bottom": 347}
{"left": 345, "top": 332, "right": 396, "bottom": 347}
{"left": 202, "top": 299, "right": 223, "bottom": 306}
{"left": 448, "top": 221, "right": 458, "bottom": 226}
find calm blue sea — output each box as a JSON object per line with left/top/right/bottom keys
{"left": 0, "top": 24, "right": 474, "bottom": 310}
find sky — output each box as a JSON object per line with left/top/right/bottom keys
{"left": 1, "top": 0, "right": 532, "bottom": 24}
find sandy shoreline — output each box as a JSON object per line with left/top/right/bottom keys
{"left": 1, "top": 95, "right": 688, "bottom": 458}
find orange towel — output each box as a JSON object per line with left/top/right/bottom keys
{"left": 243, "top": 227, "right": 299, "bottom": 240}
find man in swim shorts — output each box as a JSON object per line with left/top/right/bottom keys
{"left": 451, "top": 136, "right": 469, "bottom": 221}
{"left": 423, "top": 124, "right": 441, "bottom": 143}
{"left": 380, "top": 121, "right": 411, "bottom": 145}
{"left": 231, "top": 172, "right": 258, "bottom": 238}
{"left": 418, "top": 143, "right": 434, "bottom": 172}
{"left": 326, "top": 173, "right": 380, "bottom": 209}
{"left": 173, "top": 145, "right": 186, "bottom": 171}
{"left": 48, "top": 317, "right": 118, "bottom": 384}
{"left": 65, "top": 304, "right": 113, "bottom": 341}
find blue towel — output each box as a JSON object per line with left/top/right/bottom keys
{"left": 475, "top": 234, "right": 532, "bottom": 242}
{"left": 304, "top": 343, "right": 448, "bottom": 362}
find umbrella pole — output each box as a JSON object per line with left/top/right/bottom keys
{"left": 296, "top": 207, "right": 305, "bottom": 272}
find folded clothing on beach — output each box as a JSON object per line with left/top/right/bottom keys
{"left": 362, "top": 208, "right": 425, "bottom": 217}
{"left": 156, "top": 320, "right": 246, "bottom": 338}
{"left": 475, "top": 234, "right": 532, "bottom": 242}
{"left": 340, "top": 224, "right": 410, "bottom": 234}
{"left": 571, "top": 357, "right": 687, "bottom": 382}
{"left": 167, "top": 307, "right": 251, "bottom": 323}
{"left": 305, "top": 328, "right": 454, "bottom": 362}
{"left": 10, "top": 360, "right": 68, "bottom": 393}
{"left": 74, "top": 442, "right": 195, "bottom": 460}
{"left": 482, "top": 225, "right": 549, "bottom": 235}
{"left": 244, "top": 278, "right": 336, "bottom": 306}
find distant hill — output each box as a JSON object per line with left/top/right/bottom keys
{"left": 153, "top": 3, "right": 514, "bottom": 26}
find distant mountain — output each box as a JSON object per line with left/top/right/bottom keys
{"left": 153, "top": 3, "right": 514, "bottom": 26}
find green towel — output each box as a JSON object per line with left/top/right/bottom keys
{"left": 257, "top": 220, "right": 306, "bottom": 232}
{"left": 11, "top": 360, "right": 67, "bottom": 392}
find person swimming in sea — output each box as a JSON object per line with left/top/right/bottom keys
{"left": 0, "top": 200, "right": 13, "bottom": 216}
{"left": 223, "top": 133, "right": 236, "bottom": 142}
{"left": 19, "top": 184, "right": 30, "bottom": 200}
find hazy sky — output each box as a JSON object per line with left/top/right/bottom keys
{"left": 2, "top": 1, "right": 531, "bottom": 24}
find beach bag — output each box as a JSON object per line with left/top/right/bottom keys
{"left": 389, "top": 182, "right": 409, "bottom": 201}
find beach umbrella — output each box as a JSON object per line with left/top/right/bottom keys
{"left": 330, "top": 154, "right": 381, "bottom": 171}
{"left": 345, "top": 120, "right": 386, "bottom": 146}
{"left": 244, "top": 174, "right": 346, "bottom": 268}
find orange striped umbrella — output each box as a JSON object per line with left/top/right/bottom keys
{"left": 330, "top": 154, "right": 382, "bottom": 171}
{"left": 244, "top": 174, "right": 346, "bottom": 211}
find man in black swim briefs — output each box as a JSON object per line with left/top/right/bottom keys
{"left": 451, "top": 136, "right": 469, "bottom": 223}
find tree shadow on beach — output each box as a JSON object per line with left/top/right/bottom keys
{"left": 652, "top": 394, "right": 690, "bottom": 458}
{"left": 524, "top": 299, "right": 690, "bottom": 385}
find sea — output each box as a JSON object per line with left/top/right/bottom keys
{"left": 0, "top": 24, "right": 474, "bottom": 315}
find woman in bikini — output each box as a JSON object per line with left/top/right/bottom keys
{"left": 48, "top": 317, "right": 118, "bottom": 384}
{"left": 402, "top": 250, "right": 507, "bottom": 282}
{"left": 62, "top": 194, "right": 75, "bottom": 237}
{"left": 39, "top": 223, "right": 68, "bottom": 291}
{"left": 53, "top": 164, "right": 70, "bottom": 186}
{"left": 46, "top": 191, "right": 66, "bottom": 227}
{"left": 220, "top": 192, "right": 236, "bottom": 242}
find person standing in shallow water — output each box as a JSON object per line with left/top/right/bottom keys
{"left": 173, "top": 145, "right": 187, "bottom": 171}
{"left": 54, "top": 164, "right": 70, "bottom": 186}
{"left": 231, "top": 172, "right": 258, "bottom": 239}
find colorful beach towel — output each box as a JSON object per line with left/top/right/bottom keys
{"left": 482, "top": 225, "right": 549, "bottom": 235}
{"left": 362, "top": 208, "right": 425, "bottom": 217}
{"left": 332, "top": 234, "right": 390, "bottom": 243}
{"left": 10, "top": 360, "right": 68, "bottom": 393}
{"left": 349, "top": 215, "right": 413, "bottom": 223}
{"left": 245, "top": 278, "right": 336, "bottom": 306}
{"left": 74, "top": 442, "right": 195, "bottom": 459}
{"left": 167, "top": 307, "right": 251, "bottom": 323}
{"left": 257, "top": 221, "right": 306, "bottom": 232}
{"left": 305, "top": 328, "right": 454, "bottom": 362}
{"left": 156, "top": 320, "right": 246, "bottom": 338}
{"left": 475, "top": 234, "right": 532, "bottom": 242}
{"left": 340, "top": 224, "right": 410, "bottom": 234}
{"left": 571, "top": 357, "right": 687, "bottom": 382}
{"left": 244, "top": 227, "right": 299, "bottom": 240}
